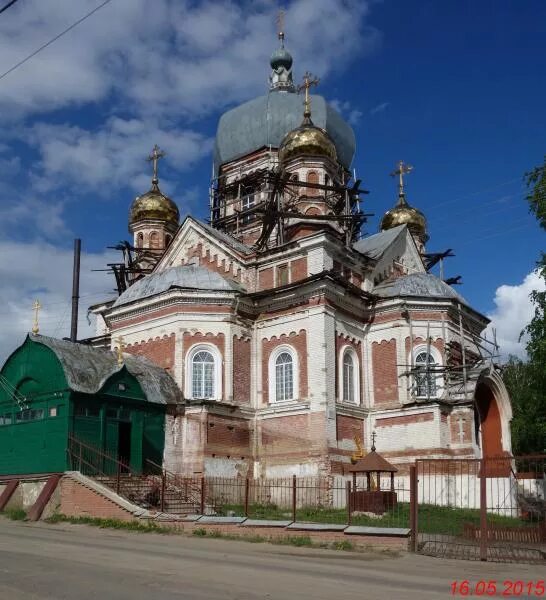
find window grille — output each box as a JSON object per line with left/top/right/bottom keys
{"left": 275, "top": 352, "right": 294, "bottom": 401}
{"left": 192, "top": 351, "right": 215, "bottom": 399}
{"left": 414, "top": 351, "right": 437, "bottom": 397}
{"left": 343, "top": 351, "right": 355, "bottom": 402}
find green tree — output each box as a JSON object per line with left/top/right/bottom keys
{"left": 502, "top": 156, "right": 546, "bottom": 454}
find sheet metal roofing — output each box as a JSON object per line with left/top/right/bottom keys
{"left": 214, "top": 91, "right": 355, "bottom": 172}
{"left": 197, "top": 219, "right": 253, "bottom": 255}
{"left": 29, "top": 334, "right": 182, "bottom": 405}
{"left": 374, "top": 272, "right": 468, "bottom": 305}
{"left": 352, "top": 225, "right": 407, "bottom": 260}
{"left": 113, "top": 265, "right": 243, "bottom": 308}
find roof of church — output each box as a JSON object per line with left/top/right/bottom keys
{"left": 113, "top": 265, "right": 243, "bottom": 308}
{"left": 197, "top": 219, "right": 254, "bottom": 255}
{"left": 213, "top": 92, "right": 355, "bottom": 172}
{"left": 29, "top": 334, "right": 182, "bottom": 405}
{"left": 352, "top": 224, "right": 407, "bottom": 260}
{"left": 374, "top": 272, "right": 468, "bottom": 305}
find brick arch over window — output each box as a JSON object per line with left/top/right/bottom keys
{"left": 149, "top": 231, "right": 160, "bottom": 249}
{"left": 261, "top": 330, "right": 307, "bottom": 404}
{"left": 307, "top": 171, "right": 319, "bottom": 196}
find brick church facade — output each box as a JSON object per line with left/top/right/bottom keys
{"left": 90, "top": 32, "right": 513, "bottom": 478}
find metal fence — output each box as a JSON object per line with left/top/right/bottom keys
{"left": 413, "top": 456, "right": 545, "bottom": 564}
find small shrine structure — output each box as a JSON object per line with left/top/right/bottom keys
{"left": 347, "top": 433, "right": 398, "bottom": 514}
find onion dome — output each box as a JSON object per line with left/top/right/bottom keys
{"left": 129, "top": 144, "right": 179, "bottom": 229}
{"left": 279, "top": 117, "right": 337, "bottom": 164}
{"left": 380, "top": 193, "right": 428, "bottom": 243}
{"left": 270, "top": 46, "right": 293, "bottom": 72}
{"left": 129, "top": 182, "right": 179, "bottom": 227}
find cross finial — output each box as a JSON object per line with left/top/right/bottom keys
{"left": 297, "top": 71, "right": 320, "bottom": 120}
{"left": 114, "top": 335, "right": 125, "bottom": 367}
{"left": 146, "top": 144, "right": 166, "bottom": 186}
{"left": 276, "top": 9, "right": 285, "bottom": 46}
{"left": 371, "top": 431, "right": 377, "bottom": 452}
{"left": 32, "top": 299, "right": 41, "bottom": 335}
{"left": 390, "top": 160, "right": 413, "bottom": 197}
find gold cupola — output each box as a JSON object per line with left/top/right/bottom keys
{"left": 279, "top": 72, "right": 337, "bottom": 165}
{"left": 380, "top": 161, "right": 428, "bottom": 250}
{"left": 129, "top": 145, "right": 179, "bottom": 229}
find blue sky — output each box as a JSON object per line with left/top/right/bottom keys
{"left": 0, "top": 0, "right": 544, "bottom": 359}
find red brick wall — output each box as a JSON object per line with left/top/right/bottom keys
{"left": 375, "top": 412, "right": 434, "bottom": 427}
{"left": 184, "top": 242, "right": 242, "bottom": 283}
{"left": 336, "top": 415, "right": 364, "bottom": 441}
{"left": 207, "top": 415, "right": 250, "bottom": 453}
{"left": 372, "top": 339, "right": 399, "bottom": 405}
{"left": 335, "top": 333, "right": 363, "bottom": 403}
{"left": 258, "top": 267, "right": 273, "bottom": 290}
{"left": 291, "top": 256, "right": 308, "bottom": 282}
{"left": 124, "top": 334, "right": 175, "bottom": 373}
{"left": 233, "top": 336, "right": 250, "bottom": 404}
{"left": 259, "top": 412, "right": 326, "bottom": 458}
{"left": 404, "top": 336, "right": 445, "bottom": 358}
{"left": 261, "top": 330, "right": 308, "bottom": 404}
{"left": 183, "top": 332, "right": 225, "bottom": 399}
{"left": 60, "top": 478, "right": 135, "bottom": 521}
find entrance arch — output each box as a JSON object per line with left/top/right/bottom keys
{"left": 474, "top": 370, "right": 513, "bottom": 460}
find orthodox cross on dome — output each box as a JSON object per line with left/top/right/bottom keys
{"left": 371, "top": 430, "right": 377, "bottom": 452}
{"left": 276, "top": 8, "right": 285, "bottom": 46}
{"left": 114, "top": 335, "right": 125, "bottom": 367}
{"left": 146, "top": 144, "right": 166, "bottom": 186}
{"left": 390, "top": 160, "right": 413, "bottom": 198}
{"left": 297, "top": 71, "right": 320, "bottom": 119}
{"left": 31, "top": 299, "right": 41, "bottom": 335}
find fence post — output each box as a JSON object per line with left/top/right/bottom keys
{"left": 346, "top": 480, "right": 352, "bottom": 526}
{"left": 78, "top": 442, "right": 82, "bottom": 472}
{"left": 160, "top": 470, "right": 166, "bottom": 513}
{"left": 116, "top": 460, "right": 121, "bottom": 495}
{"left": 480, "top": 462, "right": 488, "bottom": 561}
{"left": 200, "top": 476, "right": 206, "bottom": 515}
{"left": 244, "top": 477, "right": 250, "bottom": 517}
{"left": 292, "top": 475, "right": 297, "bottom": 523}
{"left": 410, "top": 464, "right": 418, "bottom": 552}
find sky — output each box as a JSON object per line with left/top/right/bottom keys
{"left": 0, "top": 0, "right": 544, "bottom": 361}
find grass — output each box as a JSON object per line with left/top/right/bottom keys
{"left": 1, "top": 508, "right": 27, "bottom": 521}
{"left": 214, "top": 502, "right": 534, "bottom": 536}
{"left": 44, "top": 513, "right": 171, "bottom": 533}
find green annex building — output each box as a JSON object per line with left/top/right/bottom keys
{"left": 0, "top": 334, "right": 182, "bottom": 476}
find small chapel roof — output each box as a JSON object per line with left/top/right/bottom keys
{"left": 352, "top": 225, "right": 407, "bottom": 260}
{"left": 28, "top": 334, "right": 182, "bottom": 405}
{"left": 113, "top": 265, "right": 244, "bottom": 308}
{"left": 374, "top": 272, "right": 468, "bottom": 305}
{"left": 347, "top": 451, "right": 398, "bottom": 473}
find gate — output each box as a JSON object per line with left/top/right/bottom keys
{"left": 411, "top": 456, "right": 545, "bottom": 563}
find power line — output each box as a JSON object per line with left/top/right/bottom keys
{"left": 0, "top": 0, "right": 115, "bottom": 82}
{"left": 0, "top": 0, "right": 20, "bottom": 16}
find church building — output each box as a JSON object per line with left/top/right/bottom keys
{"left": 80, "top": 30, "right": 511, "bottom": 478}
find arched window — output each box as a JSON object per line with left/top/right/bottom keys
{"left": 149, "top": 231, "right": 160, "bottom": 249}
{"left": 339, "top": 347, "right": 360, "bottom": 404}
{"left": 307, "top": 171, "right": 319, "bottom": 196}
{"left": 136, "top": 233, "right": 144, "bottom": 248}
{"left": 186, "top": 344, "right": 222, "bottom": 400}
{"left": 269, "top": 346, "right": 299, "bottom": 403}
{"left": 414, "top": 351, "right": 437, "bottom": 398}
{"left": 343, "top": 351, "right": 355, "bottom": 403}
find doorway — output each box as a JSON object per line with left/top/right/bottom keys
{"left": 118, "top": 421, "right": 132, "bottom": 471}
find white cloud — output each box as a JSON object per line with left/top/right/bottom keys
{"left": 370, "top": 101, "right": 389, "bottom": 115}
{"left": 485, "top": 270, "right": 545, "bottom": 360}
{"left": 330, "top": 99, "right": 364, "bottom": 125}
{"left": 0, "top": 240, "right": 117, "bottom": 363}
{"left": 0, "top": 0, "right": 380, "bottom": 121}
{"left": 24, "top": 117, "right": 213, "bottom": 195}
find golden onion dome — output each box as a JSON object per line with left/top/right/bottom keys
{"left": 380, "top": 194, "right": 428, "bottom": 242}
{"left": 279, "top": 116, "right": 337, "bottom": 165}
{"left": 129, "top": 181, "right": 179, "bottom": 228}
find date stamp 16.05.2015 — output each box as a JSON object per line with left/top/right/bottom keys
{"left": 451, "top": 580, "right": 544, "bottom": 597}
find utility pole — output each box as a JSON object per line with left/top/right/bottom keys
{"left": 70, "top": 238, "right": 81, "bottom": 342}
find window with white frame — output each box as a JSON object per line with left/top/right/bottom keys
{"left": 340, "top": 346, "right": 360, "bottom": 404}
{"left": 413, "top": 348, "right": 440, "bottom": 398}
{"left": 186, "top": 344, "right": 222, "bottom": 400}
{"left": 269, "top": 346, "right": 298, "bottom": 402}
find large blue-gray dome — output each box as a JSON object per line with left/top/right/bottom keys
{"left": 213, "top": 91, "right": 356, "bottom": 173}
